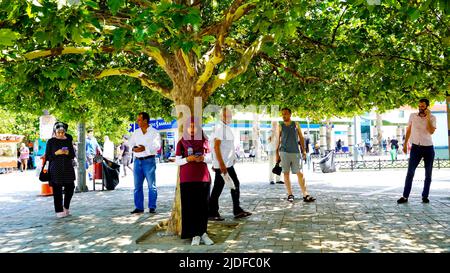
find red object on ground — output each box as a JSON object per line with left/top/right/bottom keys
{"left": 40, "top": 156, "right": 53, "bottom": 196}
{"left": 40, "top": 182, "right": 53, "bottom": 196}
{"left": 94, "top": 162, "right": 102, "bottom": 179}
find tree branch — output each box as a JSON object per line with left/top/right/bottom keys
{"left": 21, "top": 46, "right": 107, "bottom": 60}
{"left": 331, "top": 6, "right": 347, "bottom": 45}
{"left": 258, "top": 52, "right": 323, "bottom": 84}
{"left": 206, "top": 35, "right": 272, "bottom": 96}
{"left": 96, "top": 68, "right": 172, "bottom": 100}
{"left": 196, "top": 0, "right": 257, "bottom": 92}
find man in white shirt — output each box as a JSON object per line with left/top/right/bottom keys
{"left": 128, "top": 112, "right": 161, "bottom": 214}
{"left": 267, "top": 122, "right": 282, "bottom": 184}
{"left": 209, "top": 107, "right": 252, "bottom": 221}
{"left": 102, "top": 136, "right": 115, "bottom": 161}
{"left": 397, "top": 99, "right": 437, "bottom": 204}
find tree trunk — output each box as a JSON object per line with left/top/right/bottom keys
{"left": 76, "top": 122, "right": 88, "bottom": 192}
{"left": 447, "top": 92, "right": 450, "bottom": 159}
{"left": 376, "top": 113, "right": 383, "bottom": 154}
{"left": 166, "top": 86, "right": 197, "bottom": 236}
{"left": 326, "top": 120, "right": 333, "bottom": 151}
{"left": 252, "top": 112, "right": 261, "bottom": 162}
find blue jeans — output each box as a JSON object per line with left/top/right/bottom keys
{"left": 133, "top": 157, "right": 157, "bottom": 210}
{"left": 403, "top": 144, "right": 435, "bottom": 198}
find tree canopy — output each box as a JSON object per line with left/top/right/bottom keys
{"left": 0, "top": 0, "right": 448, "bottom": 236}
{"left": 0, "top": 0, "right": 448, "bottom": 123}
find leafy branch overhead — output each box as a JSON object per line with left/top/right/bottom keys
{"left": 0, "top": 0, "right": 448, "bottom": 120}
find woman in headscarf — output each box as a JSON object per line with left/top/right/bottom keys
{"left": 44, "top": 122, "right": 76, "bottom": 218}
{"left": 175, "top": 117, "right": 214, "bottom": 246}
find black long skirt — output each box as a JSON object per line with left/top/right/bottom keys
{"left": 180, "top": 182, "right": 211, "bottom": 239}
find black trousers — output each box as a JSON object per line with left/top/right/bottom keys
{"left": 52, "top": 183, "right": 75, "bottom": 213}
{"left": 209, "top": 166, "right": 243, "bottom": 217}
{"left": 180, "top": 182, "right": 210, "bottom": 239}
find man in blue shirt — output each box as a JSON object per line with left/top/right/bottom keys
{"left": 86, "top": 129, "right": 102, "bottom": 180}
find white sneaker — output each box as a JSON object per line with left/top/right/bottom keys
{"left": 201, "top": 233, "right": 214, "bottom": 245}
{"left": 191, "top": 236, "right": 201, "bottom": 246}
{"left": 56, "top": 212, "right": 66, "bottom": 218}
{"left": 63, "top": 208, "right": 71, "bottom": 216}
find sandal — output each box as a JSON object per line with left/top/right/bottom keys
{"left": 208, "top": 216, "right": 225, "bottom": 221}
{"left": 234, "top": 211, "right": 252, "bottom": 219}
{"left": 303, "top": 195, "right": 316, "bottom": 202}
{"left": 287, "top": 195, "right": 294, "bottom": 202}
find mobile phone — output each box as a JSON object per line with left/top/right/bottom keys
{"left": 194, "top": 152, "right": 203, "bottom": 156}
{"left": 61, "top": 147, "right": 68, "bottom": 151}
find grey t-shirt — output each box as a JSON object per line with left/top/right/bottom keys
{"left": 280, "top": 122, "right": 300, "bottom": 153}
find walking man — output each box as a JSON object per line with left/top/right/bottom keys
{"left": 209, "top": 107, "right": 252, "bottom": 221}
{"left": 267, "top": 121, "right": 283, "bottom": 185}
{"left": 276, "top": 108, "right": 316, "bottom": 202}
{"left": 397, "top": 98, "right": 436, "bottom": 204}
{"left": 85, "top": 129, "right": 102, "bottom": 180}
{"left": 129, "top": 112, "right": 161, "bottom": 213}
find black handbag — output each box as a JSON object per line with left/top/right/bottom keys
{"left": 39, "top": 160, "right": 51, "bottom": 182}
{"left": 272, "top": 162, "right": 282, "bottom": 176}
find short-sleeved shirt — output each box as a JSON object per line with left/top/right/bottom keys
{"left": 120, "top": 142, "right": 131, "bottom": 157}
{"left": 408, "top": 113, "right": 436, "bottom": 146}
{"left": 280, "top": 122, "right": 300, "bottom": 154}
{"left": 19, "top": 147, "right": 30, "bottom": 160}
{"left": 175, "top": 139, "right": 211, "bottom": 183}
{"left": 128, "top": 127, "right": 161, "bottom": 158}
{"left": 86, "top": 137, "right": 100, "bottom": 156}
{"left": 211, "top": 122, "right": 236, "bottom": 168}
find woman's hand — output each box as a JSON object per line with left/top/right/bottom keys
{"left": 55, "top": 149, "right": 69, "bottom": 155}
{"left": 195, "top": 155, "right": 204, "bottom": 162}
{"left": 186, "top": 155, "right": 197, "bottom": 162}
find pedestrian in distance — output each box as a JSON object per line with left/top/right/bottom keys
{"left": 267, "top": 122, "right": 283, "bottom": 185}
{"left": 398, "top": 98, "right": 436, "bottom": 204}
{"left": 45, "top": 122, "right": 76, "bottom": 218}
{"left": 85, "top": 129, "right": 102, "bottom": 180}
{"left": 118, "top": 135, "right": 133, "bottom": 177}
{"left": 19, "top": 143, "right": 30, "bottom": 172}
{"left": 175, "top": 117, "right": 214, "bottom": 246}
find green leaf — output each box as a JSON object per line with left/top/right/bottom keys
{"left": 192, "top": 45, "right": 201, "bottom": 59}
{"left": 180, "top": 41, "right": 194, "bottom": 53}
{"left": 107, "top": 0, "right": 125, "bottom": 15}
{"left": 407, "top": 8, "right": 420, "bottom": 21}
{"left": 172, "top": 13, "right": 184, "bottom": 29}
{"left": 112, "top": 28, "right": 126, "bottom": 49}
{"left": 85, "top": 1, "right": 99, "bottom": 9}
{"left": 184, "top": 12, "right": 201, "bottom": 27}
{"left": 26, "top": 2, "right": 34, "bottom": 18}
{"left": 71, "top": 27, "right": 82, "bottom": 44}
{"left": 202, "top": 35, "right": 216, "bottom": 43}
{"left": 0, "top": 29, "right": 20, "bottom": 46}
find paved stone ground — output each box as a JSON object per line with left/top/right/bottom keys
{"left": 0, "top": 162, "right": 449, "bottom": 253}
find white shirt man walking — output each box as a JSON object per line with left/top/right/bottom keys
{"left": 209, "top": 107, "right": 252, "bottom": 221}
{"left": 267, "top": 121, "right": 283, "bottom": 185}
{"left": 128, "top": 112, "right": 161, "bottom": 214}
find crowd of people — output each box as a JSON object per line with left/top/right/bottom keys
{"left": 26, "top": 99, "right": 438, "bottom": 246}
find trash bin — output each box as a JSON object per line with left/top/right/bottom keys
{"left": 94, "top": 162, "right": 102, "bottom": 179}
{"left": 102, "top": 158, "right": 120, "bottom": 190}
{"left": 319, "top": 150, "right": 336, "bottom": 173}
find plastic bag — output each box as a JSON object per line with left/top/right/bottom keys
{"left": 221, "top": 173, "right": 236, "bottom": 190}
